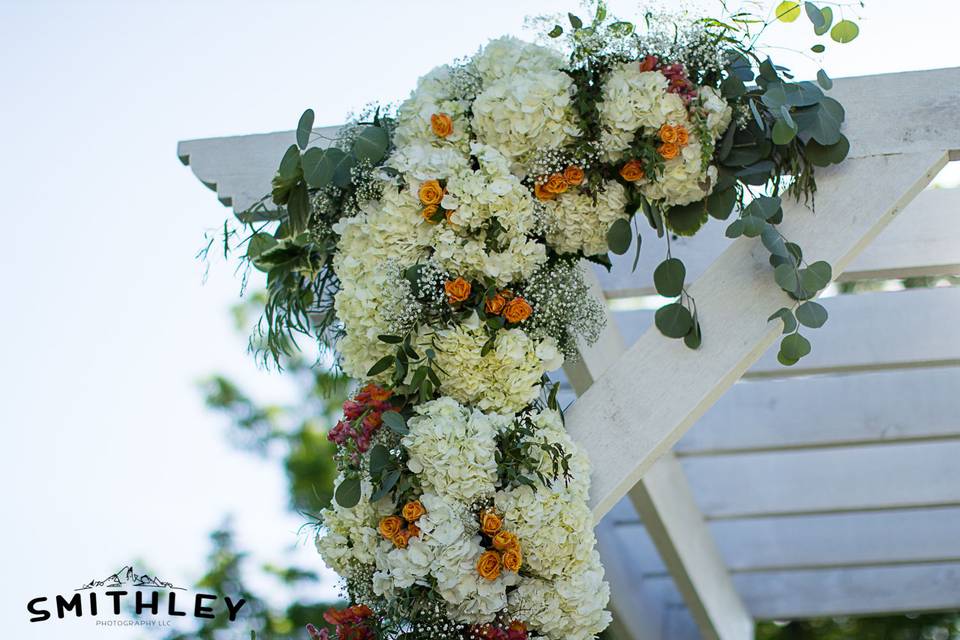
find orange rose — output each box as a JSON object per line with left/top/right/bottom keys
{"left": 659, "top": 124, "right": 678, "bottom": 144}
{"left": 502, "top": 547, "right": 522, "bottom": 572}
{"left": 378, "top": 516, "right": 403, "bottom": 540}
{"left": 418, "top": 180, "right": 444, "bottom": 205}
{"left": 544, "top": 173, "right": 569, "bottom": 195}
{"left": 485, "top": 292, "right": 507, "bottom": 315}
{"left": 658, "top": 142, "right": 680, "bottom": 160}
{"left": 492, "top": 530, "right": 519, "bottom": 551}
{"left": 444, "top": 277, "right": 472, "bottom": 304}
{"left": 534, "top": 182, "right": 556, "bottom": 201}
{"left": 563, "top": 165, "right": 585, "bottom": 186}
{"left": 480, "top": 511, "right": 503, "bottom": 535}
{"left": 476, "top": 550, "right": 501, "bottom": 581}
{"left": 421, "top": 204, "right": 440, "bottom": 224}
{"left": 431, "top": 113, "right": 453, "bottom": 138}
{"left": 408, "top": 523, "right": 421, "bottom": 538}
{"left": 508, "top": 621, "right": 527, "bottom": 634}
{"left": 393, "top": 529, "right": 413, "bottom": 549}
{"left": 503, "top": 297, "right": 532, "bottom": 324}
{"left": 675, "top": 125, "right": 689, "bottom": 146}
{"left": 619, "top": 160, "right": 645, "bottom": 182}
{"left": 402, "top": 500, "right": 426, "bottom": 522}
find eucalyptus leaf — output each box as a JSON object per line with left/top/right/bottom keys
{"left": 371, "top": 469, "right": 400, "bottom": 502}
{"left": 796, "top": 300, "right": 828, "bottom": 328}
{"left": 781, "top": 332, "right": 812, "bottom": 360}
{"left": 802, "top": 260, "right": 833, "bottom": 291}
{"left": 606, "top": 218, "right": 632, "bottom": 255}
{"left": 725, "top": 219, "right": 745, "bottom": 238}
{"left": 742, "top": 215, "right": 766, "bottom": 237}
{"left": 768, "top": 307, "right": 798, "bottom": 334}
{"left": 721, "top": 74, "right": 747, "bottom": 99}
{"left": 804, "top": 2, "right": 825, "bottom": 27}
{"left": 746, "top": 195, "right": 782, "bottom": 221}
{"left": 296, "top": 109, "right": 314, "bottom": 150}
{"left": 683, "top": 319, "right": 702, "bottom": 349}
{"left": 654, "top": 258, "right": 686, "bottom": 297}
{"left": 548, "top": 25, "right": 563, "bottom": 37}
{"left": 817, "top": 69, "right": 833, "bottom": 90}
{"left": 805, "top": 134, "right": 849, "bottom": 166}
{"left": 278, "top": 144, "right": 302, "bottom": 180}
{"left": 831, "top": 19, "right": 859, "bottom": 43}
{"left": 302, "top": 147, "right": 343, "bottom": 188}
{"left": 654, "top": 303, "right": 693, "bottom": 339}
{"left": 761, "top": 225, "right": 789, "bottom": 257}
{"left": 352, "top": 125, "right": 389, "bottom": 163}
{"left": 814, "top": 6, "right": 833, "bottom": 35}
{"left": 706, "top": 187, "right": 737, "bottom": 220}
{"left": 775, "top": 2, "right": 801, "bottom": 22}
{"left": 666, "top": 201, "right": 708, "bottom": 236}
{"left": 287, "top": 181, "right": 309, "bottom": 234}
{"left": 793, "top": 98, "right": 845, "bottom": 145}
{"left": 335, "top": 477, "right": 361, "bottom": 508}
{"left": 381, "top": 411, "right": 408, "bottom": 435}
{"left": 369, "top": 444, "right": 390, "bottom": 474}
{"left": 811, "top": 44, "right": 826, "bottom": 53}
{"left": 774, "top": 263, "right": 800, "bottom": 293}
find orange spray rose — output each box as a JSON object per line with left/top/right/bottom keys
{"left": 563, "top": 165, "right": 585, "bottom": 186}
{"left": 658, "top": 142, "right": 680, "bottom": 160}
{"left": 619, "top": 160, "right": 645, "bottom": 182}
{"left": 418, "top": 180, "right": 444, "bottom": 205}
{"left": 402, "top": 500, "right": 426, "bottom": 522}
{"left": 430, "top": 113, "right": 453, "bottom": 138}
{"left": 503, "top": 297, "right": 532, "bottom": 324}
{"left": 476, "top": 550, "right": 502, "bottom": 580}
{"left": 378, "top": 516, "right": 403, "bottom": 540}
{"left": 444, "top": 277, "right": 472, "bottom": 304}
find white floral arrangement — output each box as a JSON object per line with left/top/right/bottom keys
{"left": 211, "top": 2, "right": 859, "bottom": 638}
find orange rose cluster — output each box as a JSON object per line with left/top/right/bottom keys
{"left": 534, "top": 164, "right": 584, "bottom": 201}
{"left": 484, "top": 289, "right": 532, "bottom": 324}
{"left": 379, "top": 499, "right": 426, "bottom": 549}
{"left": 418, "top": 179, "right": 453, "bottom": 224}
{"left": 657, "top": 123, "right": 690, "bottom": 160}
{"left": 475, "top": 510, "right": 523, "bottom": 580}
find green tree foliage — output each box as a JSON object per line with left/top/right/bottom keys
{"left": 757, "top": 614, "right": 960, "bottom": 640}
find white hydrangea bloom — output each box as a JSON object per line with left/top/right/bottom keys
{"left": 473, "top": 36, "right": 565, "bottom": 83}
{"left": 315, "top": 476, "right": 394, "bottom": 575}
{"left": 388, "top": 140, "right": 470, "bottom": 182}
{"left": 508, "top": 556, "right": 611, "bottom": 640}
{"left": 542, "top": 180, "right": 628, "bottom": 256}
{"left": 430, "top": 225, "right": 547, "bottom": 287}
{"left": 432, "top": 326, "right": 555, "bottom": 413}
{"left": 402, "top": 397, "right": 510, "bottom": 504}
{"left": 641, "top": 140, "right": 718, "bottom": 206}
{"left": 699, "top": 85, "right": 733, "bottom": 138}
{"left": 472, "top": 70, "right": 580, "bottom": 162}
{"left": 394, "top": 64, "right": 472, "bottom": 150}
{"left": 333, "top": 185, "right": 432, "bottom": 378}
{"left": 598, "top": 63, "right": 687, "bottom": 161}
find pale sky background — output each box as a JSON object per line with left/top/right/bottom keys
{"left": 1, "top": 1, "right": 958, "bottom": 638}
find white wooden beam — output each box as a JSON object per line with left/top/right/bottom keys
{"left": 570, "top": 150, "right": 949, "bottom": 520}
{"left": 680, "top": 439, "right": 960, "bottom": 519}
{"left": 617, "top": 506, "right": 960, "bottom": 573}
{"left": 601, "top": 187, "right": 960, "bottom": 297}
{"left": 566, "top": 267, "right": 753, "bottom": 640}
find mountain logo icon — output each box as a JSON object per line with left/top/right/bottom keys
{"left": 76, "top": 565, "right": 184, "bottom": 591}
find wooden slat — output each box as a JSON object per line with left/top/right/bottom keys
{"left": 681, "top": 440, "right": 960, "bottom": 519}
{"left": 569, "top": 150, "right": 948, "bottom": 520}
{"left": 617, "top": 507, "right": 960, "bottom": 574}
{"left": 600, "top": 187, "right": 960, "bottom": 297}
{"left": 177, "top": 125, "right": 341, "bottom": 212}
{"left": 647, "top": 563, "right": 960, "bottom": 620}
{"left": 677, "top": 367, "right": 960, "bottom": 455}
{"left": 567, "top": 267, "right": 752, "bottom": 640}
{"left": 613, "top": 287, "right": 960, "bottom": 377}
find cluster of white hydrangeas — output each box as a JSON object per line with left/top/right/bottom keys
{"left": 699, "top": 85, "right": 734, "bottom": 138}
{"left": 402, "top": 397, "right": 511, "bottom": 504}
{"left": 471, "top": 37, "right": 580, "bottom": 162}
{"left": 371, "top": 492, "right": 517, "bottom": 624}
{"left": 431, "top": 226, "right": 547, "bottom": 287}
{"left": 507, "top": 557, "right": 612, "bottom": 640}
{"left": 432, "top": 325, "right": 557, "bottom": 413}
{"left": 332, "top": 185, "right": 432, "bottom": 378}
{"left": 542, "top": 181, "right": 628, "bottom": 256}
{"left": 316, "top": 476, "right": 394, "bottom": 575}
{"left": 598, "top": 63, "right": 687, "bottom": 161}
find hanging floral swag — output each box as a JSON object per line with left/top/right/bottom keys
{"left": 206, "top": 2, "right": 860, "bottom": 639}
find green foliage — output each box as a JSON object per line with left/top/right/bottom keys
{"left": 757, "top": 614, "right": 960, "bottom": 640}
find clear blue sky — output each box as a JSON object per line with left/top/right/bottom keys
{"left": 1, "top": 1, "right": 958, "bottom": 638}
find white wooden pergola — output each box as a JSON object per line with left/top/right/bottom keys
{"left": 179, "top": 67, "right": 960, "bottom": 640}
